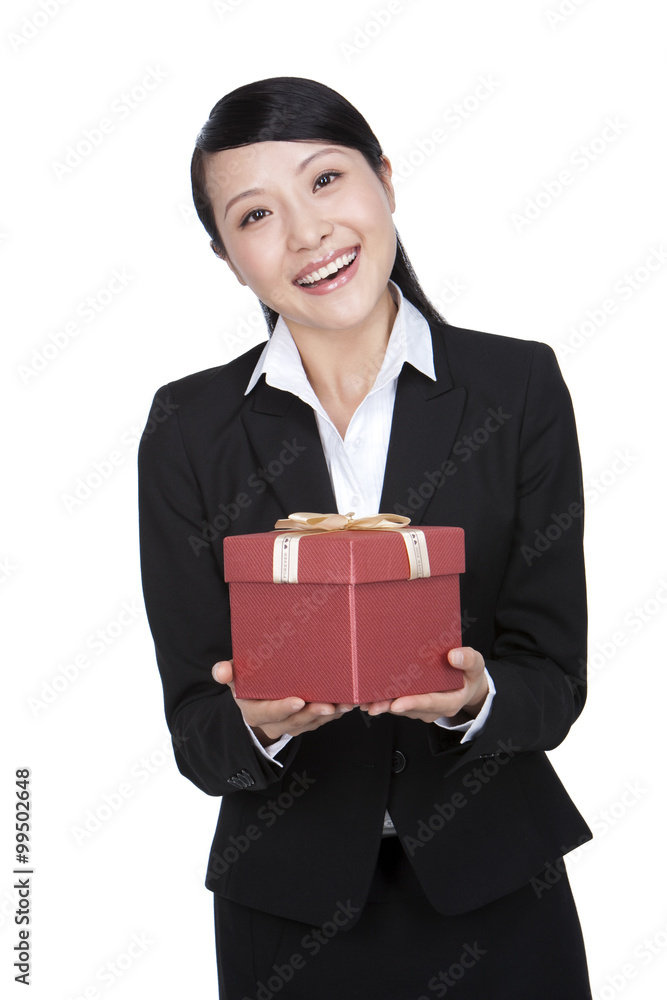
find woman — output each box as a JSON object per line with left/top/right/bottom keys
{"left": 138, "top": 77, "right": 593, "bottom": 998}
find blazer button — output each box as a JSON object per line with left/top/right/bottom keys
{"left": 391, "top": 750, "right": 407, "bottom": 774}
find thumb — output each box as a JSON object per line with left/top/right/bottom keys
{"left": 212, "top": 660, "right": 234, "bottom": 684}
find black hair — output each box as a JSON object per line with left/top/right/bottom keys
{"left": 191, "top": 76, "right": 447, "bottom": 333}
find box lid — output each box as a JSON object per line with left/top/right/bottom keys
{"left": 224, "top": 525, "right": 464, "bottom": 585}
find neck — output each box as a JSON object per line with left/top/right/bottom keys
{"left": 284, "top": 285, "right": 398, "bottom": 438}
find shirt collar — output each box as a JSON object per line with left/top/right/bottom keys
{"left": 244, "top": 279, "right": 436, "bottom": 398}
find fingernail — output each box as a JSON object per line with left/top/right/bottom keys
{"left": 450, "top": 650, "right": 464, "bottom": 666}
{"left": 211, "top": 664, "right": 219, "bottom": 680}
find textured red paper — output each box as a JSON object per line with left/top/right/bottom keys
{"left": 224, "top": 527, "right": 465, "bottom": 703}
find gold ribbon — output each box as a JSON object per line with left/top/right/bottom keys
{"left": 272, "top": 511, "right": 431, "bottom": 584}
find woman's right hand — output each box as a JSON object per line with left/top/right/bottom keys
{"left": 211, "top": 660, "right": 356, "bottom": 748}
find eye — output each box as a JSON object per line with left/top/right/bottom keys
{"left": 239, "top": 208, "right": 270, "bottom": 228}
{"left": 314, "top": 170, "right": 342, "bottom": 190}
{"left": 237, "top": 171, "right": 342, "bottom": 227}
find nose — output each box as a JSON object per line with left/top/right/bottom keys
{"left": 285, "top": 202, "right": 334, "bottom": 253}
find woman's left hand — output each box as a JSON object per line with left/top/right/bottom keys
{"left": 359, "top": 646, "right": 488, "bottom": 723}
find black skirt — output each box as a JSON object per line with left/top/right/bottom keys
{"left": 213, "top": 836, "right": 592, "bottom": 1000}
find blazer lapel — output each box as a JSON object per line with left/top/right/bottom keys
{"left": 379, "top": 324, "right": 466, "bottom": 524}
{"left": 241, "top": 322, "right": 465, "bottom": 524}
{"left": 241, "top": 379, "right": 337, "bottom": 516}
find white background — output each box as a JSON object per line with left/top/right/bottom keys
{"left": 2, "top": 0, "right": 666, "bottom": 997}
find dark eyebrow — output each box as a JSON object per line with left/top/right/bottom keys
{"left": 223, "top": 147, "right": 351, "bottom": 219}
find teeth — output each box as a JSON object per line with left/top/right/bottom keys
{"left": 296, "top": 249, "right": 357, "bottom": 285}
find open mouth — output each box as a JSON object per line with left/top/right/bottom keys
{"left": 295, "top": 248, "right": 359, "bottom": 286}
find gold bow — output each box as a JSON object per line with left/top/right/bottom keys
{"left": 271, "top": 512, "right": 430, "bottom": 584}
{"left": 274, "top": 511, "right": 411, "bottom": 532}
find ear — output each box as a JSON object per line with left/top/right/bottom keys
{"left": 378, "top": 155, "right": 396, "bottom": 214}
{"left": 210, "top": 240, "right": 247, "bottom": 286}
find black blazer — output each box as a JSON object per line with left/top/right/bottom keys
{"left": 138, "top": 319, "right": 592, "bottom": 927}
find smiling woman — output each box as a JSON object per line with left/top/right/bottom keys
{"left": 204, "top": 141, "right": 398, "bottom": 351}
{"left": 139, "top": 77, "right": 593, "bottom": 998}
{"left": 191, "top": 77, "right": 446, "bottom": 335}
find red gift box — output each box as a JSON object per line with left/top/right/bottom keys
{"left": 223, "top": 519, "right": 465, "bottom": 704}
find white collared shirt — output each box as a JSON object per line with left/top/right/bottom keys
{"left": 245, "top": 281, "right": 437, "bottom": 518}
{"left": 241, "top": 282, "right": 495, "bottom": 824}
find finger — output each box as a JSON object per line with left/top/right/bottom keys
{"left": 367, "top": 700, "right": 392, "bottom": 716}
{"left": 280, "top": 701, "right": 353, "bottom": 730}
{"left": 266, "top": 702, "right": 359, "bottom": 740}
{"left": 212, "top": 660, "right": 233, "bottom": 684}
{"left": 303, "top": 701, "right": 339, "bottom": 718}
{"left": 390, "top": 692, "right": 460, "bottom": 715}
{"left": 390, "top": 694, "right": 428, "bottom": 713}
{"left": 247, "top": 697, "right": 307, "bottom": 724}
{"left": 448, "top": 647, "right": 484, "bottom": 674}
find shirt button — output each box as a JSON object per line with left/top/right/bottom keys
{"left": 354, "top": 437, "right": 364, "bottom": 447}
{"left": 350, "top": 496, "right": 361, "bottom": 507}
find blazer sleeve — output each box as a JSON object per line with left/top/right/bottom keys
{"left": 138, "top": 385, "right": 301, "bottom": 796}
{"left": 429, "top": 343, "right": 587, "bottom": 766}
